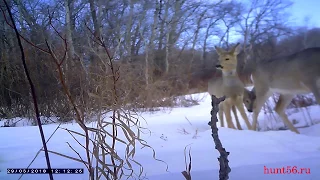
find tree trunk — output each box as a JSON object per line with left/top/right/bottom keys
{"left": 89, "top": 0, "right": 101, "bottom": 39}
{"left": 65, "top": 0, "right": 75, "bottom": 61}
{"left": 158, "top": 0, "right": 169, "bottom": 50}
{"left": 191, "top": 11, "right": 206, "bottom": 65}
{"left": 125, "top": 0, "right": 134, "bottom": 62}
{"left": 144, "top": 0, "right": 160, "bottom": 85}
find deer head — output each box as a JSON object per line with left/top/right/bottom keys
{"left": 214, "top": 43, "right": 241, "bottom": 74}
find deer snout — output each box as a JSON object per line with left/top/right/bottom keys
{"left": 247, "top": 109, "right": 253, "bottom": 113}
{"left": 216, "top": 64, "right": 223, "bottom": 69}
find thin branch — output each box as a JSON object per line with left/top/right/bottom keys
{"left": 66, "top": 142, "right": 89, "bottom": 171}
{"left": 18, "top": 123, "right": 62, "bottom": 180}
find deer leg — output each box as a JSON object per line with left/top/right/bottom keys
{"left": 252, "top": 91, "right": 271, "bottom": 131}
{"left": 223, "top": 100, "right": 236, "bottom": 129}
{"left": 275, "top": 94, "right": 300, "bottom": 134}
{"left": 219, "top": 103, "right": 225, "bottom": 127}
{"left": 231, "top": 105, "right": 242, "bottom": 130}
{"left": 309, "top": 80, "right": 320, "bottom": 104}
{"left": 235, "top": 98, "right": 252, "bottom": 130}
{"left": 313, "top": 90, "right": 320, "bottom": 104}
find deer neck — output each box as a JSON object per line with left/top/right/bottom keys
{"left": 222, "top": 69, "right": 237, "bottom": 77}
{"left": 221, "top": 69, "right": 243, "bottom": 87}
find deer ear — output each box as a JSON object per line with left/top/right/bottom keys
{"left": 231, "top": 43, "right": 241, "bottom": 55}
{"left": 215, "top": 46, "right": 226, "bottom": 55}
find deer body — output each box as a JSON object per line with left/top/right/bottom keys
{"left": 208, "top": 43, "right": 252, "bottom": 130}
{"left": 243, "top": 47, "right": 320, "bottom": 134}
{"left": 208, "top": 75, "right": 242, "bottom": 129}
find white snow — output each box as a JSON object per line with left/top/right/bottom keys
{"left": 0, "top": 93, "right": 319, "bottom": 180}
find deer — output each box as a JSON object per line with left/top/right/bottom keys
{"left": 241, "top": 46, "right": 320, "bottom": 134}
{"left": 208, "top": 43, "right": 253, "bottom": 130}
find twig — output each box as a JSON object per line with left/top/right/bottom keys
{"left": 181, "top": 144, "right": 192, "bottom": 180}
{"left": 66, "top": 142, "right": 89, "bottom": 171}
{"left": 208, "top": 95, "right": 231, "bottom": 180}
{"left": 2, "top": 1, "right": 54, "bottom": 179}
{"left": 44, "top": 39, "right": 94, "bottom": 180}
{"left": 18, "top": 123, "right": 62, "bottom": 180}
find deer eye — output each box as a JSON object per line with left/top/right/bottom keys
{"left": 225, "top": 58, "right": 229, "bottom": 61}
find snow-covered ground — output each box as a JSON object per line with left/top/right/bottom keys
{"left": 0, "top": 93, "right": 319, "bottom": 180}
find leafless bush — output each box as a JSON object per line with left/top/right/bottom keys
{"left": 1, "top": 4, "right": 169, "bottom": 179}
{"left": 43, "top": 21, "right": 168, "bottom": 179}
{"left": 289, "top": 95, "right": 317, "bottom": 108}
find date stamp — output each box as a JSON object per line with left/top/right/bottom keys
{"left": 7, "top": 168, "right": 84, "bottom": 174}
{"left": 264, "top": 165, "right": 310, "bottom": 174}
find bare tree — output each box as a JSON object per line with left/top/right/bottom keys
{"left": 238, "top": 0, "right": 293, "bottom": 46}
{"left": 143, "top": 0, "right": 159, "bottom": 85}
{"left": 124, "top": 0, "right": 134, "bottom": 62}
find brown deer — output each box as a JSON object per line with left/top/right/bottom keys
{"left": 208, "top": 43, "right": 253, "bottom": 130}
{"left": 242, "top": 46, "right": 320, "bottom": 134}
